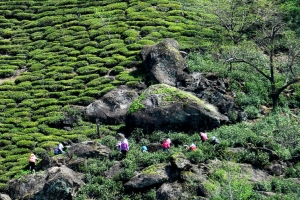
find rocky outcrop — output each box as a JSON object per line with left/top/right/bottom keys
{"left": 171, "top": 153, "right": 192, "bottom": 170}
{"left": 0, "top": 194, "right": 11, "bottom": 200}
{"left": 124, "top": 163, "right": 179, "bottom": 191}
{"left": 156, "top": 183, "right": 190, "bottom": 200}
{"left": 264, "top": 160, "right": 287, "bottom": 176}
{"left": 126, "top": 84, "right": 228, "bottom": 134}
{"left": 67, "top": 140, "right": 111, "bottom": 159}
{"left": 37, "top": 141, "right": 111, "bottom": 171}
{"left": 185, "top": 73, "right": 234, "bottom": 115}
{"left": 8, "top": 165, "right": 85, "bottom": 200}
{"left": 103, "top": 161, "right": 122, "bottom": 178}
{"left": 141, "top": 38, "right": 187, "bottom": 86}
{"left": 86, "top": 85, "right": 139, "bottom": 124}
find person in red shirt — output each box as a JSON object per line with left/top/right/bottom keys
{"left": 29, "top": 153, "right": 38, "bottom": 174}
{"left": 190, "top": 143, "right": 197, "bottom": 151}
{"left": 162, "top": 139, "right": 171, "bottom": 151}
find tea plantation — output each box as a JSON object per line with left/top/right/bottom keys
{"left": 0, "top": 0, "right": 213, "bottom": 190}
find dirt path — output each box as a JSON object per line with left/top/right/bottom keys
{"left": 0, "top": 69, "right": 27, "bottom": 85}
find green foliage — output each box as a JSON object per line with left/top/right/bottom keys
{"left": 0, "top": 183, "right": 8, "bottom": 193}
{"left": 16, "top": 140, "right": 36, "bottom": 149}
{"left": 253, "top": 178, "right": 300, "bottom": 198}
{"left": 238, "top": 150, "right": 270, "bottom": 167}
{"left": 205, "top": 161, "right": 253, "bottom": 200}
{"left": 285, "top": 162, "right": 300, "bottom": 178}
{"left": 128, "top": 93, "right": 145, "bottom": 114}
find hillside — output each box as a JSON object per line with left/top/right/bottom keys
{"left": 1, "top": 0, "right": 300, "bottom": 199}
{"left": 0, "top": 0, "right": 206, "bottom": 183}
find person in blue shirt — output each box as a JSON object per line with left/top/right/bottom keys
{"left": 142, "top": 145, "right": 148, "bottom": 152}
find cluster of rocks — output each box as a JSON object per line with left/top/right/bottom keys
{"left": 2, "top": 141, "right": 110, "bottom": 200}
{"left": 85, "top": 39, "right": 248, "bottom": 135}
{"left": 2, "top": 139, "right": 299, "bottom": 199}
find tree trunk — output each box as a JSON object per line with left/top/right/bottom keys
{"left": 271, "top": 93, "right": 279, "bottom": 108}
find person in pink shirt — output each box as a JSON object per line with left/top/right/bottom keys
{"left": 162, "top": 139, "right": 171, "bottom": 151}
{"left": 200, "top": 132, "right": 208, "bottom": 142}
{"left": 29, "top": 153, "right": 38, "bottom": 174}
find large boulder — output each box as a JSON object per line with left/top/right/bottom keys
{"left": 156, "top": 183, "right": 190, "bottom": 200}
{"left": 37, "top": 141, "right": 111, "bottom": 171}
{"left": 103, "top": 161, "right": 122, "bottom": 178}
{"left": 171, "top": 153, "right": 193, "bottom": 170}
{"left": 264, "top": 160, "right": 287, "bottom": 176}
{"left": 67, "top": 141, "right": 111, "bottom": 159}
{"left": 86, "top": 85, "right": 139, "bottom": 124}
{"left": 126, "top": 84, "right": 228, "bottom": 134}
{"left": 124, "top": 163, "right": 179, "bottom": 191}
{"left": 180, "top": 72, "right": 235, "bottom": 115}
{"left": 0, "top": 194, "right": 11, "bottom": 200}
{"left": 141, "top": 39, "right": 187, "bottom": 86}
{"left": 8, "top": 165, "right": 84, "bottom": 200}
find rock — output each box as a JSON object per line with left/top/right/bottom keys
{"left": 37, "top": 154, "right": 85, "bottom": 172}
{"left": 182, "top": 73, "right": 234, "bottom": 115}
{"left": 209, "top": 159, "right": 273, "bottom": 184}
{"left": 258, "top": 191, "right": 277, "bottom": 197}
{"left": 147, "top": 143, "right": 162, "bottom": 152}
{"left": 141, "top": 39, "right": 187, "bottom": 86}
{"left": 238, "top": 111, "right": 247, "bottom": 121}
{"left": 126, "top": 84, "right": 228, "bottom": 134}
{"left": 37, "top": 142, "right": 110, "bottom": 171}
{"left": 8, "top": 165, "right": 85, "bottom": 200}
{"left": 0, "top": 194, "right": 11, "bottom": 200}
{"left": 171, "top": 153, "right": 192, "bottom": 170}
{"left": 124, "top": 163, "right": 179, "bottom": 190}
{"left": 156, "top": 183, "right": 190, "bottom": 200}
{"left": 197, "top": 183, "right": 211, "bottom": 198}
{"left": 179, "top": 164, "right": 211, "bottom": 198}
{"left": 86, "top": 85, "right": 139, "bottom": 124}
{"left": 286, "top": 161, "right": 293, "bottom": 167}
{"left": 66, "top": 158, "right": 86, "bottom": 172}
{"left": 270, "top": 164, "right": 283, "bottom": 176}
{"left": 265, "top": 161, "right": 286, "bottom": 176}
{"left": 67, "top": 141, "right": 111, "bottom": 159}
{"left": 103, "top": 161, "right": 122, "bottom": 178}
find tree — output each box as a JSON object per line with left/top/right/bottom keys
{"left": 208, "top": 0, "right": 300, "bottom": 108}
{"left": 207, "top": 0, "right": 272, "bottom": 45}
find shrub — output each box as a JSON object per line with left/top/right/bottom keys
{"left": 285, "top": 163, "right": 300, "bottom": 178}
{"left": 238, "top": 150, "right": 270, "bottom": 167}
{"left": 0, "top": 183, "right": 8, "bottom": 193}
{"left": 16, "top": 140, "right": 36, "bottom": 149}
{"left": 81, "top": 46, "right": 99, "bottom": 54}
{"left": 86, "top": 77, "right": 110, "bottom": 87}
{"left": 0, "top": 140, "right": 12, "bottom": 146}
{"left": 76, "top": 66, "right": 100, "bottom": 75}
{"left": 205, "top": 161, "right": 253, "bottom": 200}
{"left": 111, "top": 66, "right": 125, "bottom": 74}
{"left": 0, "top": 69, "right": 14, "bottom": 78}
{"left": 12, "top": 135, "right": 34, "bottom": 143}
